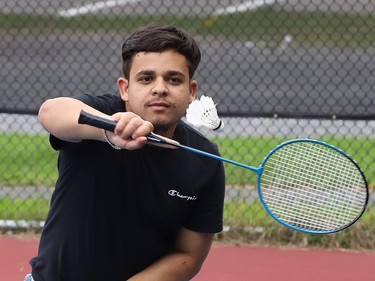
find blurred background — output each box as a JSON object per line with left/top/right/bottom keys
{"left": 0, "top": 0, "right": 374, "bottom": 249}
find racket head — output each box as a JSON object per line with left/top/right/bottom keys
{"left": 257, "top": 139, "right": 369, "bottom": 234}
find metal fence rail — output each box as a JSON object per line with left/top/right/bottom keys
{"left": 0, "top": 1, "right": 374, "bottom": 248}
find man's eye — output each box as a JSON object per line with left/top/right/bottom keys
{"left": 169, "top": 77, "right": 182, "bottom": 84}
{"left": 139, "top": 76, "right": 152, "bottom": 83}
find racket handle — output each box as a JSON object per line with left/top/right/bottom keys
{"left": 78, "top": 110, "right": 180, "bottom": 148}
{"left": 78, "top": 110, "right": 116, "bottom": 132}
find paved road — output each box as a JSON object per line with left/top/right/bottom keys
{"left": 1, "top": 0, "right": 374, "bottom": 118}
{"left": 1, "top": 32, "right": 374, "bottom": 118}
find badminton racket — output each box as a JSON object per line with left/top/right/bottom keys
{"left": 78, "top": 110, "right": 369, "bottom": 234}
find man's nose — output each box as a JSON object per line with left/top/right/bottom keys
{"left": 151, "top": 78, "right": 168, "bottom": 95}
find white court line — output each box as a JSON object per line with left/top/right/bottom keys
{"left": 58, "top": 0, "right": 142, "bottom": 17}
{"left": 213, "top": 0, "right": 281, "bottom": 15}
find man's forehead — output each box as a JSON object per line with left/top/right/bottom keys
{"left": 130, "top": 51, "right": 189, "bottom": 75}
{"left": 133, "top": 49, "right": 180, "bottom": 57}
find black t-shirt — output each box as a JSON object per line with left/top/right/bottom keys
{"left": 30, "top": 93, "right": 225, "bottom": 281}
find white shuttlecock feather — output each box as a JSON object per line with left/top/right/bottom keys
{"left": 186, "top": 95, "right": 224, "bottom": 131}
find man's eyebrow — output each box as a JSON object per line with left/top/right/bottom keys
{"left": 166, "top": 70, "right": 185, "bottom": 77}
{"left": 135, "top": 70, "right": 186, "bottom": 78}
{"left": 136, "top": 70, "right": 155, "bottom": 76}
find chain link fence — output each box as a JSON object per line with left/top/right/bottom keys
{"left": 1, "top": 1, "right": 374, "bottom": 249}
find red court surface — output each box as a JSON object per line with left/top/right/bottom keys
{"left": 1, "top": 235, "right": 374, "bottom": 281}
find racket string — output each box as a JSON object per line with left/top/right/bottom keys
{"left": 260, "top": 142, "right": 367, "bottom": 232}
{"left": 268, "top": 148, "right": 368, "bottom": 229}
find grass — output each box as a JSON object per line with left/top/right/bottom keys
{"left": 0, "top": 133, "right": 58, "bottom": 186}
{"left": 1, "top": 133, "right": 374, "bottom": 187}
{"left": 0, "top": 197, "right": 49, "bottom": 221}
{"left": 220, "top": 200, "right": 375, "bottom": 250}
{"left": 1, "top": 133, "right": 374, "bottom": 249}
{"left": 1, "top": 7, "right": 375, "bottom": 48}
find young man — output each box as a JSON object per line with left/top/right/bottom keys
{"left": 29, "top": 24, "right": 225, "bottom": 281}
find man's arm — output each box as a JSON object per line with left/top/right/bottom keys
{"left": 128, "top": 227, "right": 214, "bottom": 281}
{"left": 38, "top": 97, "right": 153, "bottom": 150}
{"left": 38, "top": 97, "right": 109, "bottom": 143}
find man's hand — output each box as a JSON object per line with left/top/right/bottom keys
{"left": 105, "top": 112, "right": 154, "bottom": 150}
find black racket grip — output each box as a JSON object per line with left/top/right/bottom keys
{"left": 78, "top": 110, "right": 117, "bottom": 132}
{"left": 78, "top": 110, "right": 181, "bottom": 148}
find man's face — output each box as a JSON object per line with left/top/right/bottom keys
{"left": 117, "top": 50, "right": 197, "bottom": 136}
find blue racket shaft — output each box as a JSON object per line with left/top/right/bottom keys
{"left": 78, "top": 110, "right": 259, "bottom": 172}
{"left": 78, "top": 110, "right": 369, "bottom": 234}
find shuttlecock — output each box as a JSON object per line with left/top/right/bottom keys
{"left": 186, "top": 95, "right": 224, "bottom": 131}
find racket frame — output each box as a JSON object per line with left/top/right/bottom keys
{"left": 256, "top": 139, "right": 369, "bottom": 234}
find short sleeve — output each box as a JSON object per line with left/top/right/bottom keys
{"left": 49, "top": 93, "right": 125, "bottom": 150}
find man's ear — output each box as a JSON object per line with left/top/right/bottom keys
{"left": 117, "top": 77, "right": 129, "bottom": 102}
{"left": 189, "top": 80, "right": 198, "bottom": 104}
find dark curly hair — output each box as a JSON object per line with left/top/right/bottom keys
{"left": 121, "top": 24, "right": 201, "bottom": 80}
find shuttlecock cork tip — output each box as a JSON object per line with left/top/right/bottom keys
{"left": 213, "top": 120, "right": 224, "bottom": 131}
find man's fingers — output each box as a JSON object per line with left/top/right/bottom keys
{"left": 109, "top": 112, "right": 154, "bottom": 150}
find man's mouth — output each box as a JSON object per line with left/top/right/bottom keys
{"left": 147, "top": 101, "right": 171, "bottom": 110}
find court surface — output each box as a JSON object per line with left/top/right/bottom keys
{"left": 1, "top": 235, "right": 374, "bottom": 281}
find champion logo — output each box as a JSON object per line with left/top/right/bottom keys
{"left": 168, "top": 189, "right": 197, "bottom": 201}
